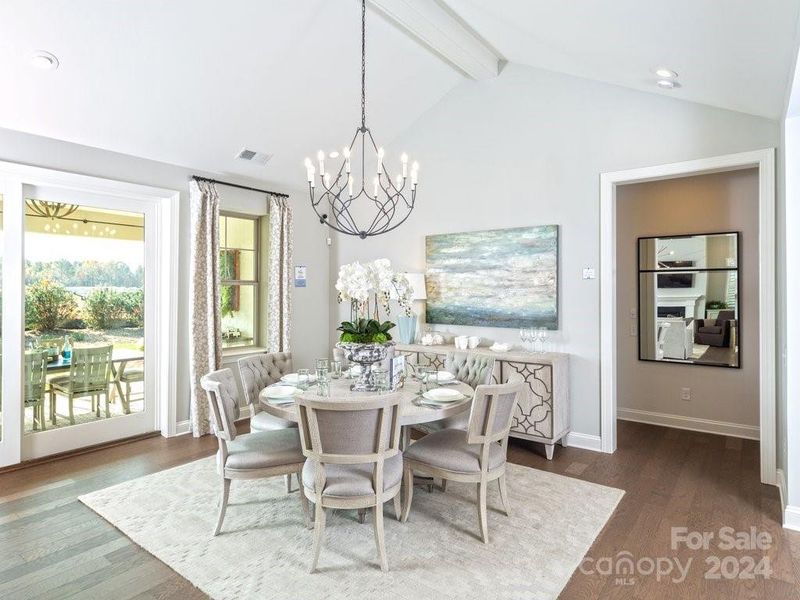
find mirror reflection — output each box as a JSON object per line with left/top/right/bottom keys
{"left": 638, "top": 233, "right": 739, "bottom": 368}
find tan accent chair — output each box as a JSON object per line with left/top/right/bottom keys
{"left": 24, "top": 350, "right": 48, "bottom": 430}
{"left": 49, "top": 345, "right": 113, "bottom": 425}
{"left": 237, "top": 352, "right": 297, "bottom": 432}
{"left": 401, "top": 376, "right": 526, "bottom": 544}
{"left": 200, "top": 368, "right": 309, "bottom": 536}
{"left": 297, "top": 392, "right": 403, "bottom": 572}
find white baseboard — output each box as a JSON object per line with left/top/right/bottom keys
{"left": 563, "top": 432, "right": 603, "bottom": 452}
{"left": 785, "top": 505, "right": 800, "bottom": 532}
{"left": 617, "top": 408, "right": 759, "bottom": 440}
{"left": 172, "top": 405, "right": 254, "bottom": 437}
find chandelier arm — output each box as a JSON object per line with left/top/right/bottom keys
{"left": 332, "top": 198, "right": 361, "bottom": 235}
{"left": 365, "top": 190, "right": 400, "bottom": 234}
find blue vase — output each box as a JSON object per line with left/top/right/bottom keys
{"left": 397, "top": 315, "right": 417, "bottom": 344}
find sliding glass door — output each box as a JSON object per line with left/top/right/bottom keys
{"left": 0, "top": 177, "right": 167, "bottom": 463}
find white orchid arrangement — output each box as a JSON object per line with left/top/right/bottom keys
{"left": 336, "top": 258, "right": 414, "bottom": 319}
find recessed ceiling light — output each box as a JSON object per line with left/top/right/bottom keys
{"left": 329, "top": 151, "right": 340, "bottom": 159}
{"left": 656, "top": 79, "right": 675, "bottom": 89}
{"left": 30, "top": 50, "right": 59, "bottom": 70}
{"left": 654, "top": 67, "right": 678, "bottom": 79}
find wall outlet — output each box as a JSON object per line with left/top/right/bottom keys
{"left": 582, "top": 268, "right": 596, "bottom": 280}
{"left": 680, "top": 387, "right": 691, "bottom": 401}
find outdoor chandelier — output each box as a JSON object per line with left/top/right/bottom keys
{"left": 25, "top": 199, "right": 79, "bottom": 220}
{"left": 305, "top": 0, "right": 418, "bottom": 239}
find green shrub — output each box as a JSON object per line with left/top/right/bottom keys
{"left": 83, "top": 288, "right": 144, "bottom": 329}
{"left": 25, "top": 281, "right": 78, "bottom": 332}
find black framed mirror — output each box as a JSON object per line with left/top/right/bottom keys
{"left": 638, "top": 232, "right": 740, "bottom": 368}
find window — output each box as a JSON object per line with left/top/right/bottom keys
{"left": 220, "top": 213, "right": 260, "bottom": 349}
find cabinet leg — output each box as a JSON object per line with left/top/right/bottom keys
{"left": 545, "top": 443, "right": 555, "bottom": 460}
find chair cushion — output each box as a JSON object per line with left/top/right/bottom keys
{"left": 120, "top": 368, "right": 144, "bottom": 382}
{"left": 224, "top": 429, "right": 304, "bottom": 471}
{"left": 404, "top": 428, "right": 506, "bottom": 474}
{"left": 49, "top": 376, "right": 106, "bottom": 394}
{"left": 302, "top": 452, "right": 403, "bottom": 497}
{"left": 698, "top": 325, "right": 723, "bottom": 334}
{"left": 250, "top": 410, "right": 298, "bottom": 432}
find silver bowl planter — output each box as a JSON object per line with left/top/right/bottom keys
{"left": 336, "top": 341, "right": 394, "bottom": 392}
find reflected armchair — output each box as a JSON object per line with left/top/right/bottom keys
{"left": 694, "top": 310, "right": 735, "bottom": 347}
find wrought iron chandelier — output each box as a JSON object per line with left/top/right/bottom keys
{"left": 305, "top": 0, "right": 418, "bottom": 239}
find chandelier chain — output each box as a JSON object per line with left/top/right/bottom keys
{"left": 361, "top": 0, "right": 366, "bottom": 129}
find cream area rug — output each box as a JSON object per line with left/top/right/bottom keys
{"left": 79, "top": 458, "right": 623, "bottom": 600}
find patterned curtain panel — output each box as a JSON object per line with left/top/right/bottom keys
{"left": 267, "top": 194, "right": 293, "bottom": 352}
{"left": 189, "top": 180, "right": 222, "bottom": 437}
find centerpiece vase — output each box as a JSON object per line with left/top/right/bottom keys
{"left": 336, "top": 341, "right": 395, "bottom": 392}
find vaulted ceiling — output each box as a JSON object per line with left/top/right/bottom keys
{"left": 1, "top": 0, "right": 798, "bottom": 189}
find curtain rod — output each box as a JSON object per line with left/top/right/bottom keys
{"left": 191, "top": 175, "right": 289, "bottom": 198}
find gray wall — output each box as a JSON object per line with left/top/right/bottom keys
{"left": 615, "top": 170, "right": 759, "bottom": 428}
{"left": 0, "top": 126, "right": 330, "bottom": 426}
{"left": 332, "top": 63, "right": 778, "bottom": 438}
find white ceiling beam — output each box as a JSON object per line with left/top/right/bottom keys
{"left": 367, "top": 0, "right": 501, "bottom": 80}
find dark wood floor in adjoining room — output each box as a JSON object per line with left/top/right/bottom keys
{"left": 0, "top": 420, "right": 798, "bottom": 599}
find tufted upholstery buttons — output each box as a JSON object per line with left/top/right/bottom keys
{"left": 444, "top": 352, "right": 495, "bottom": 388}
{"left": 237, "top": 352, "right": 294, "bottom": 408}
{"left": 237, "top": 353, "right": 296, "bottom": 431}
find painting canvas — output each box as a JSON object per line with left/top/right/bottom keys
{"left": 425, "top": 225, "right": 558, "bottom": 329}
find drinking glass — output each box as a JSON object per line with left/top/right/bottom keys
{"left": 297, "top": 368, "right": 310, "bottom": 389}
{"left": 418, "top": 365, "right": 434, "bottom": 393}
{"left": 315, "top": 366, "right": 329, "bottom": 383}
{"left": 316, "top": 377, "right": 330, "bottom": 397}
{"left": 330, "top": 360, "right": 342, "bottom": 379}
{"left": 372, "top": 368, "right": 390, "bottom": 392}
{"left": 315, "top": 358, "right": 329, "bottom": 372}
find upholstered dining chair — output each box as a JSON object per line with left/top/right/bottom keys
{"left": 238, "top": 352, "right": 296, "bottom": 432}
{"left": 200, "top": 368, "right": 309, "bottom": 537}
{"left": 421, "top": 351, "right": 496, "bottom": 434}
{"left": 49, "top": 344, "right": 113, "bottom": 425}
{"left": 401, "top": 376, "right": 526, "bottom": 544}
{"left": 24, "top": 350, "right": 48, "bottom": 431}
{"left": 296, "top": 392, "right": 403, "bottom": 573}
{"left": 239, "top": 352, "right": 299, "bottom": 492}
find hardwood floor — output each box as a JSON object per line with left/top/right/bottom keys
{"left": 0, "top": 420, "right": 798, "bottom": 599}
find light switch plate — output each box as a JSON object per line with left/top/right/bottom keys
{"left": 582, "top": 268, "right": 596, "bottom": 280}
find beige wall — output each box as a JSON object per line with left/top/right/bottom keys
{"left": 615, "top": 169, "right": 759, "bottom": 428}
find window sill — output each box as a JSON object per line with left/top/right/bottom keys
{"left": 221, "top": 346, "right": 268, "bottom": 363}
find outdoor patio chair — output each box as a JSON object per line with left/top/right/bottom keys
{"left": 49, "top": 344, "right": 113, "bottom": 425}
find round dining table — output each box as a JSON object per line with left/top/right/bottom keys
{"left": 259, "top": 377, "right": 474, "bottom": 447}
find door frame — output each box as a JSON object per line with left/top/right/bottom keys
{"left": 599, "top": 148, "right": 776, "bottom": 486}
{"left": 0, "top": 161, "right": 180, "bottom": 467}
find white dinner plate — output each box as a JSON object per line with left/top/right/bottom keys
{"left": 264, "top": 385, "right": 299, "bottom": 400}
{"left": 434, "top": 371, "right": 456, "bottom": 383}
{"left": 281, "top": 373, "right": 317, "bottom": 384}
{"left": 422, "top": 387, "right": 464, "bottom": 403}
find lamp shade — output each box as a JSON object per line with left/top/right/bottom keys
{"left": 404, "top": 272, "right": 427, "bottom": 300}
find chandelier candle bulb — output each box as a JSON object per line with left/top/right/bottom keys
{"left": 373, "top": 176, "right": 379, "bottom": 198}
{"left": 317, "top": 150, "right": 325, "bottom": 176}
{"left": 348, "top": 175, "right": 354, "bottom": 196}
{"left": 343, "top": 147, "right": 351, "bottom": 172}
{"left": 324, "top": 173, "right": 331, "bottom": 188}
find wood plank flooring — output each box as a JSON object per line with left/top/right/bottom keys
{"left": 0, "top": 420, "right": 798, "bottom": 599}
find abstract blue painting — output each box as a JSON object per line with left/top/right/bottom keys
{"left": 425, "top": 225, "right": 558, "bottom": 329}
